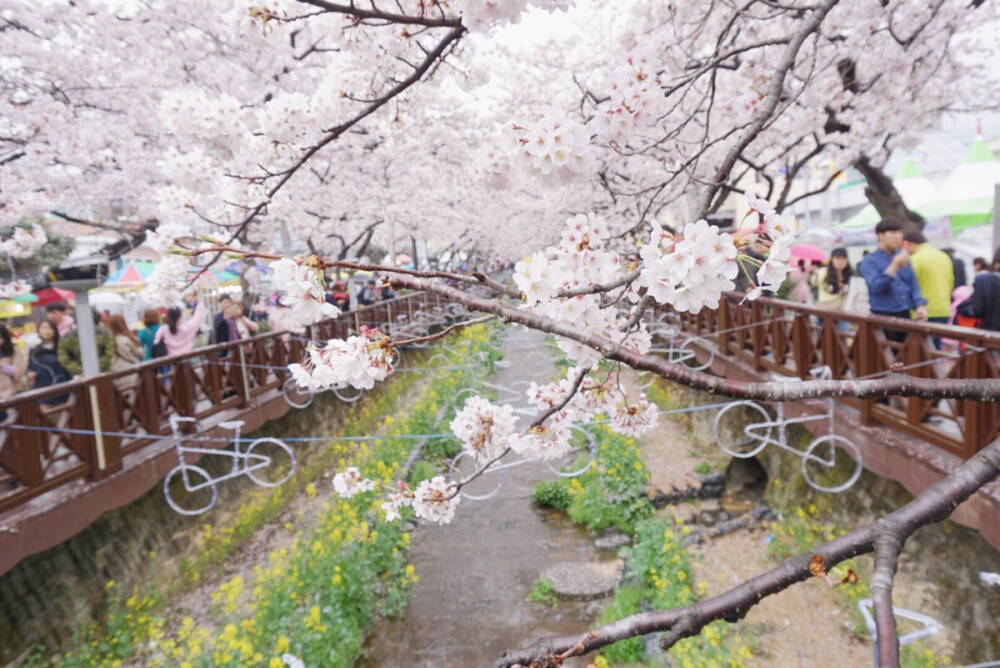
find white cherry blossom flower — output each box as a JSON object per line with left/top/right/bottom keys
{"left": 381, "top": 492, "right": 412, "bottom": 522}
{"left": 513, "top": 251, "right": 557, "bottom": 306}
{"left": 757, "top": 259, "right": 791, "bottom": 292}
{"left": 412, "top": 476, "right": 459, "bottom": 524}
{"left": 508, "top": 423, "right": 572, "bottom": 461}
{"left": 609, "top": 391, "right": 659, "bottom": 437}
{"left": 450, "top": 397, "right": 517, "bottom": 463}
{"left": 0, "top": 224, "right": 47, "bottom": 259}
{"left": 0, "top": 280, "right": 32, "bottom": 300}
{"left": 332, "top": 467, "right": 376, "bottom": 498}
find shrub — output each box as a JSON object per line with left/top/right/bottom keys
{"left": 527, "top": 578, "right": 556, "bottom": 604}
{"left": 532, "top": 479, "right": 572, "bottom": 510}
{"left": 408, "top": 460, "right": 438, "bottom": 486}
{"left": 423, "top": 435, "right": 462, "bottom": 461}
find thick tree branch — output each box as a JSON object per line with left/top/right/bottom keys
{"left": 696, "top": 0, "right": 840, "bottom": 219}
{"left": 854, "top": 154, "right": 926, "bottom": 229}
{"left": 871, "top": 526, "right": 905, "bottom": 666}
{"left": 389, "top": 274, "right": 1000, "bottom": 403}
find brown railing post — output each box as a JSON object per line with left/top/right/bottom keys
{"left": 235, "top": 345, "right": 251, "bottom": 406}
{"left": 717, "top": 299, "right": 731, "bottom": 356}
{"left": 854, "top": 320, "right": 878, "bottom": 424}
{"left": 962, "top": 350, "right": 995, "bottom": 458}
{"left": 173, "top": 360, "right": 197, "bottom": 417}
{"left": 792, "top": 313, "right": 813, "bottom": 379}
{"left": 135, "top": 368, "right": 161, "bottom": 433}
{"left": 1, "top": 404, "right": 45, "bottom": 487}
{"left": 88, "top": 376, "right": 123, "bottom": 479}
{"left": 751, "top": 301, "right": 766, "bottom": 371}
{"left": 903, "top": 336, "right": 933, "bottom": 426}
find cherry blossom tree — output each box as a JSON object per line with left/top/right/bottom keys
{"left": 5, "top": 1, "right": 1000, "bottom": 665}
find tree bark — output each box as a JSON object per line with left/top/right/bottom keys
{"left": 853, "top": 155, "right": 926, "bottom": 230}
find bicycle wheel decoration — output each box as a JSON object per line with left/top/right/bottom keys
{"left": 283, "top": 376, "right": 315, "bottom": 409}
{"left": 448, "top": 450, "right": 504, "bottom": 500}
{"left": 543, "top": 427, "right": 596, "bottom": 478}
{"left": 801, "top": 435, "right": 863, "bottom": 493}
{"left": 713, "top": 401, "right": 772, "bottom": 458}
{"left": 164, "top": 465, "right": 218, "bottom": 516}
{"left": 245, "top": 438, "right": 297, "bottom": 487}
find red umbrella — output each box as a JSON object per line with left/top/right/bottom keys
{"left": 789, "top": 244, "right": 826, "bottom": 263}
{"left": 31, "top": 286, "right": 76, "bottom": 306}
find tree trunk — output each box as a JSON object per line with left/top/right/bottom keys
{"left": 853, "top": 155, "right": 925, "bottom": 230}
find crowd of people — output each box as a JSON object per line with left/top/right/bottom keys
{"left": 0, "top": 273, "right": 403, "bottom": 410}
{"left": 763, "top": 218, "right": 1000, "bottom": 348}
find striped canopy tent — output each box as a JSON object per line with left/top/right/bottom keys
{"left": 833, "top": 158, "right": 939, "bottom": 231}
{"left": 101, "top": 260, "right": 158, "bottom": 291}
{"left": 190, "top": 266, "right": 241, "bottom": 286}
{"left": 916, "top": 135, "right": 1000, "bottom": 232}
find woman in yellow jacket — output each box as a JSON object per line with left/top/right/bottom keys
{"left": 814, "top": 247, "right": 854, "bottom": 311}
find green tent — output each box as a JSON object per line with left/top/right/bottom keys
{"left": 915, "top": 137, "right": 1000, "bottom": 232}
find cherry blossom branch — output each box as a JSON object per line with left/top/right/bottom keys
{"left": 222, "top": 23, "right": 466, "bottom": 246}
{"left": 695, "top": 0, "right": 840, "bottom": 219}
{"left": 392, "top": 314, "right": 496, "bottom": 346}
{"left": 556, "top": 268, "right": 641, "bottom": 298}
{"left": 188, "top": 245, "right": 507, "bottom": 291}
{"left": 297, "top": 0, "right": 461, "bottom": 27}
{"left": 530, "top": 365, "right": 590, "bottom": 429}
{"left": 388, "top": 274, "right": 1000, "bottom": 403}
{"left": 498, "top": 434, "right": 1000, "bottom": 667}
{"left": 450, "top": 363, "right": 591, "bottom": 494}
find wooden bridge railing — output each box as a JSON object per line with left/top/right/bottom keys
{"left": 656, "top": 293, "right": 1000, "bottom": 460}
{"left": 0, "top": 291, "right": 450, "bottom": 515}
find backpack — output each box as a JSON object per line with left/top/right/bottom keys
{"left": 151, "top": 339, "right": 168, "bottom": 359}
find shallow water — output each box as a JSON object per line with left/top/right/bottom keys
{"left": 356, "top": 330, "right": 610, "bottom": 668}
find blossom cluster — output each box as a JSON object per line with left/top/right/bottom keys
{"left": 490, "top": 118, "right": 593, "bottom": 185}
{"left": 140, "top": 255, "right": 191, "bottom": 307}
{"left": 638, "top": 219, "right": 739, "bottom": 314}
{"left": 144, "top": 222, "right": 192, "bottom": 255}
{"left": 591, "top": 57, "right": 669, "bottom": 145}
{"left": 271, "top": 257, "right": 340, "bottom": 326}
{"left": 447, "top": 362, "right": 659, "bottom": 482}
{"left": 513, "top": 211, "right": 649, "bottom": 366}
{"left": 449, "top": 396, "right": 517, "bottom": 463}
{"left": 289, "top": 327, "right": 394, "bottom": 391}
{"left": 454, "top": 0, "right": 572, "bottom": 32}
{"left": 526, "top": 366, "right": 659, "bottom": 439}
{"left": 741, "top": 191, "right": 795, "bottom": 300}
{"left": 331, "top": 470, "right": 460, "bottom": 525}
{"left": 0, "top": 224, "right": 47, "bottom": 259}
{"left": 0, "top": 280, "right": 33, "bottom": 300}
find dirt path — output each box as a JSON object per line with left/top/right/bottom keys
{"left": 640, "top": 410, "right": 874, "bottom": 667}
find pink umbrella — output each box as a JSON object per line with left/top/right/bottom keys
{"left": 789, "top": 244, "right": 826, "bottom": 263}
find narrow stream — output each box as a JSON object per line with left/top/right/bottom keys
{"left": 356, "top": 330, "right": 609, "bottom": 668}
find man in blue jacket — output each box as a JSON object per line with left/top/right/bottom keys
{"left": 858, "top": 218, "right": 928, "bottom": 343}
